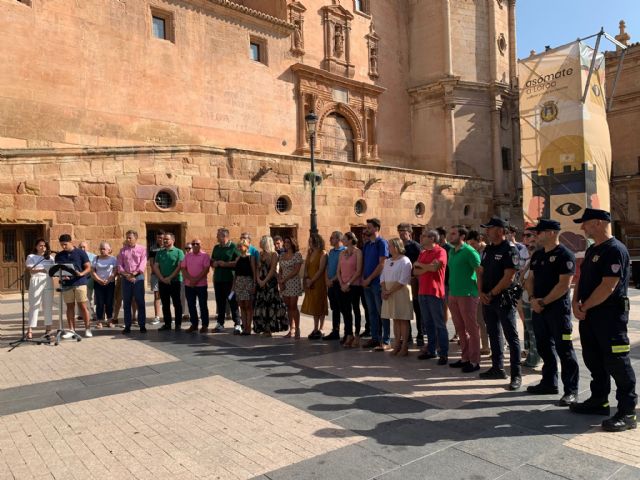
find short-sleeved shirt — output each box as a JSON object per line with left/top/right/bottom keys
{"left": 403, "top": 240, "right": 422, "bottom": 264}
{"left": 417, "top": 245, "right": 447, "bottom": 298}
{"left": 327, "top": 246, "right": 346, "bottom": 279}
{"left": 362, "top": 237, "right": 389, "bottom": 286}
{"left": 155, "top": 247, "right": 185, "bottom": 282}
{"left": 212, "top": 242, "right": 238, "bottom": 283}
{"left": 92, "top": 256, "right": 117, "bottom": 282}
{"left": 577, "top": 237, "right": 629, "bottom": 309}
{"left": 530, "top": 244, "right": 575, "bottom": 308}
{"left": 55, "top": 248, "right": 90, "bottom": 287}
{"left": 181, "top": 251, "right": 211, "bottom": 287}
{"left": 248, "top": 245, "right": 260, "bottom": 263}
{"left": 448, "top": 243, "right": 481, "bottom": 297}
{"left": 26, "top": 254, "right": 56, "bottom": 274}
{"left": 380, "top": 256, "right": 412, "bottom": 285}
{"left": 480, "top": 240, "right": 519, "bottom": 294}
{"left": 148, "top": 243, "right": 163, "bottom": 265}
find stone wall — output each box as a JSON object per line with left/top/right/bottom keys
{"left": 0, "top": 146, "right": 493, "bottom": 249}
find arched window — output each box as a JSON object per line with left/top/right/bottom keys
{"left": 321, "top": 113, "right": 354, "bottom": 162}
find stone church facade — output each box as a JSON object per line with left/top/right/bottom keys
{"left": 0, "top": 0, "right": 519, "bottom": 290}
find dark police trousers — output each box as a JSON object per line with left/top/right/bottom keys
{"left": 579, "top": 306, "right": 637, "bottom": 414}
{"left": 532, "top": 303, "right": 579, "bottom": 394}
{"left": 483, "top": 302, "right": 521, "bottom": 377}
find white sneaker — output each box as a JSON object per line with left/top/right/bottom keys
{"left": 213, "top": 324, "right": 224, "bottom": 333}
{"left": 233, "top": 324, "right": 242, "bottom": 335}
{"left": 84, "top": 329, "right": 93, "bottom": 338}
{"left": 62, "top": 331, "right": 75, "bottom": 339}
{"left": 150, "top": 317, "right": 160, "bottom": 325}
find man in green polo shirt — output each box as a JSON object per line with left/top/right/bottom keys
{"left": 211, "top": 228, "right": 241, "bottom": 333}
{"left": 153, "top": 233, "right": 185, "bottom": 331}
{"left": 447, "top": 225, "right": 482, "bottom": 372}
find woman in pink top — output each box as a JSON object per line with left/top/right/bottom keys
{"left": 337, "top": 231, "right": 363, "bottom": 347}
{"left": 181, "top": 239, "right": 211, "bottom": 333}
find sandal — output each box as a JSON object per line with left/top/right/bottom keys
{"left": 26, "top": 330, "right": 33, "bottom": 340}
{"left": 96, "top": 322, "right": 103, "bottom": 329}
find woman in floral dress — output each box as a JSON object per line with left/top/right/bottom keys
{"left": 278, "top": 237, "right": 304, "bottom": 338}
{"left": 253, "top": 236, "right": 288, "bottom": 336}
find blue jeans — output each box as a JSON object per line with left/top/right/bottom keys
{"left": 122, "top": 275, "right": 146, "bottom": 328}
{"left": 364, "top": 282, "right": 389, "bottom": 344}
{"left": 419, "top": 295, "right": 448, "bottom": 356}
{"left": 185, "top": 285, "right": 209, "bottom": 328}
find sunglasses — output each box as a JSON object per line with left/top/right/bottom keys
{"left": 523, "top": 233, "right": 535, "bottom": 238}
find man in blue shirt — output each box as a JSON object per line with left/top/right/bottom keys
{"left": 361, "top": 218, "right": 390, "bottom": 349}
{"left": 324, "top": 231, "right": 346, "bottom": 341}
{"left": 55, "top": 234, "right": 92, "bottom": 338}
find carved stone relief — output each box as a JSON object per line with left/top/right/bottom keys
{"left": 320, "top": 3, "right": 355, "bottom": 78}
{"left": 288, "top": 1, "right": 306, "bottom": 56}
{"left": 366, "top": 21, "right": 380, "bottom": 79}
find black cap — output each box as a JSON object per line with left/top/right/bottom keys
{"left": 480, "top": 216, "right": 509, "bottom": 229}
{"left": 573, "top": 208, "right": 611, "bottom": 224}
{"left": 532, "top": 219, "right": 561, "bottom": 231}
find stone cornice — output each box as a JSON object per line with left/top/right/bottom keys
{"left": 291, "top": 63, "right": 386, "bottom": 94}
{"left": 0, "top": 145, "right": 491, "bottom": 183}
{"left": 204, "top": 0, "right": 295, "bottom": 32}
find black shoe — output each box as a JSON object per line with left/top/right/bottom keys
{"left": 417, "top": 352, "right": 437, "bottom": 360}
{"left": 602, "top": 412, "right": 637, "bottom": 432}
{"left": 479, "top": 367, "right": 508, "bottom": 379}
{"left": 361, "top": 330, "right": 371, "bottom": 338}
{"left": 558, "top": 393, "right": 577, "bottom": 407}
{"left": 526, "top": 383, "right": 559, "bottom": 395}
{"left": 322, "top": 331, "right": 340, "bottom": 341}
{"left": 139, "top": 326, "right": 147, "bottom": 333}
{"left": 569, "top": 398, "right": 610, "bottom": 416}
{"left": 462, "top": 363, "right": 480, "bottom": 373}
{"left": 437, "top": 356, "right": 448, "bottom": 366}
{"left": 416, "top": 336, "right": 425, "bottom": 347}
{"left": 508, "top": 376, "right": 522, "bottom": 391}
{"left": 175, "top": 327, "right": 182, "bottom": 332}
{"left": 122, "top": 327, "right": 131, "bottom": 334}
{"left": 158, "top": 325, "right": 171, "bottom": 331}
{"left": 449, "top": 360, "right": 468, "bottom": 368}
{"left": 407, "top": 336, "right": 414, "bottom": 345}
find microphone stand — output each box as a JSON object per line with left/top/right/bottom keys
{"left": 9, "top": 258, "right": 51, "bottom": 351}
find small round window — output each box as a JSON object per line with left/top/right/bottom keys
{"left": 275, "top": 196, "right": 291, "bottom": 214}
{"left": 154, "top": 190, "right": 176, "bottom": 210}
{"left": 354, "top": 199, "right": 367, "bottom": 216}
{"left": 415, "top": 202, "right": 426, "bottom": 217}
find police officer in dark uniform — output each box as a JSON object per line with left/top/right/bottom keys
{"left": 570, "top": 208, "right": 637, "bottom": 432}
{"left": 525, "top": 219, "right": 579, "bottom": 406}
{"left": 477, "top": 217, "right": 522, "bottom": 390}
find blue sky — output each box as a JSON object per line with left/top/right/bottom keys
{"left": 516, "top": 0, "right": 640, "bottom": 59}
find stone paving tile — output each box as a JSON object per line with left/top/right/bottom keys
{"left": 564, "top": 424, "right": 640, "bottom": 468}
{"left": 527, "top": 445, "right": 629, "bottom": 480}
{"left": 294, "top": 348, "right": 540, "bottom": 409}
{"left": 0, "top": 376, "right": 363, "bottom": 480}
{"left": 0, "top": 335, "right": 178, "bottom": 389}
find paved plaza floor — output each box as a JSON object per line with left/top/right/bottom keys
{"left": 1, "top": 289, "right": 640, "bottom": 480}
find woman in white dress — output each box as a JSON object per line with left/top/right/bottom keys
{"left": 380, "top": 238, "right": 413, "bottom": 355}
{"left": 25, "top": 239, "right": 56, "bottom": 339}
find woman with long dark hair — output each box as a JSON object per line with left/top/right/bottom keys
{"left": 25, "top": 238, "right": 56, "bottom": 339}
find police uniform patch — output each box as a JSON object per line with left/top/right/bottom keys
{"left": 611, "top": 264, "right": 621, "bottom": 273}
{"left": 567, "top": 261, "right": 574, "bottom": 270}
{"left": 592, "top": 255, "right": 599, "bottom": 262}
{"left": 550, "top": 256, "right": 556, "bottom": 262}
{"left": 495, "top": 255, "right": 502, "bottom": 260}
{"left": 512, "top": 254, "right": 519, "bottom": 265}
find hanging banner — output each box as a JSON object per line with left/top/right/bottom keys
{"left": 519, "top": 41, "right": 611, "bottom": 253}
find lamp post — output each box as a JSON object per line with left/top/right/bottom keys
{"left": 305, "top": 111, "right": 318, "bottom": 235}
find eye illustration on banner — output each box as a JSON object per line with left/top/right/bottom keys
{"left": 555, "top": 202, "right": 581, "bottom": 216}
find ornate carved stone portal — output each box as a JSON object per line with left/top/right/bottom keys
{"left": 291, "top": 63, "right": 385, "bottom": 163}
{"left": 321, "top": 3, "right": 355, "bottom": 78}
{"left": 288, "top": 1, "right": 306, "bottom": 56}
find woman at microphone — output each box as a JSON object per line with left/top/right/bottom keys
{"left": 25, "top": 239, "right": 56, "bottom": 339}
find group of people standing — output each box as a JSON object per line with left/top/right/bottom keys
{"left": 23, "top": 207, "right": 636, "bottom": 433}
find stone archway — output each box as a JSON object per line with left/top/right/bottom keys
{"left": 320, "top": 112, "right": 355, "bottom": 162}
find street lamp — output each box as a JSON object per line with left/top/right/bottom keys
{"left": 305, "top": 111, "right": 318, "bottom": 235}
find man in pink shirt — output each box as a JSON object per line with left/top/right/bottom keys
{"left": 181, "top": 238, "right": 211, "bottom": 333}
{"left": 117, "top": 230, "right": 147, "bottom": 334}
{"left": 414, "top": 229, "right": 448, "bottom": 364}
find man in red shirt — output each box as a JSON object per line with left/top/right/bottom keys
{"left": 414, "top": 229, "right": 449, "bottom": 364}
